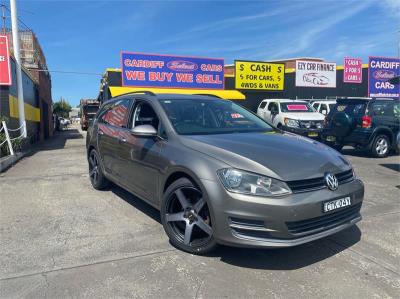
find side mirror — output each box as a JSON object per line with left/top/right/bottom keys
{"left": 131, "top": 124, "right": 157, "bottom": 137}
{"left": 321, "top": 110, "right": 327, "bottom": 115}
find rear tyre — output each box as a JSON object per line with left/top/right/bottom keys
{"left": 371, "top": 135, "right": 390, "bottom": 158}
{"left": 88, "top": 149, "right": 110, "bottom": 190}
{"left": 161, "top": 178, "right": 217, "bottom": 255}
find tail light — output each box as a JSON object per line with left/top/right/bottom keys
{"left": 362, "top": 115, "right": 372, "bottom": 128}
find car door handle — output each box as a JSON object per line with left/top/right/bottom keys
{"left": 98, "top": 130, "right": 104, "bottom": 135}
{"left": 118, "top": 137, "right": 127, "bottom": 143}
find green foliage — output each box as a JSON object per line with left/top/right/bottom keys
{"left": 53, "top": 97, "right": 72, "bottom": 118}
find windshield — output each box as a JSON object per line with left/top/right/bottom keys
{"left": 160, "top": 98, "right": 273, "bottom": 135}
{"left": 280, "top": 102, "right": 314, "bottom": 112}
{"left": 83, "top": 105, "right": 99, "bottom": 114}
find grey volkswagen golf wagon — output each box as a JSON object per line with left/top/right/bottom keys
{"left": 86, "top": 92, "right": 364, "bottom": 254}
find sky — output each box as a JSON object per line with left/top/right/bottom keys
{"left": 8, "top": 0, "right": 400, "bottom": 106}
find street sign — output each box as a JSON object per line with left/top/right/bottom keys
{"left": 0, "top": 35, "right": 12, "bottom": 86}
{"left": 121, "top": 52, "right": 224, "bottom": 89}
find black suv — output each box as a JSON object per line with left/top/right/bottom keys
{"left": 322, "top": 98, "right": 400, "bottom": 157}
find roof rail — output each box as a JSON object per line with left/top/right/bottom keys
{"left": 193, "top": 93, "right": 222, "bottom": 99}
{"left": 127, "top": 91, "right": 157, "bottom": 96}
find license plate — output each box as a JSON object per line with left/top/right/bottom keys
{"left": 326, "top": 135, "right": 336, "bottom": 142}
{"left": 308, "top": 132, "right": 318, "bottom": 137}
{"left": 323, "top": 197, "right": 351, "bottom": 213}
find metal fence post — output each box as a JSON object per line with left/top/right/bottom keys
{"left": 2, "top": 121, "right": 14, "bottom": 156}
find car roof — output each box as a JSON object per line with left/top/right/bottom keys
{"left": 261, "top": 99, "right": 306, "bottom": 103}
{"left": 118, "top": 92, "right": 223, "bottom": 101}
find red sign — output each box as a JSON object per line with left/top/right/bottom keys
{"left": 343, "top": 57, "right": 362, "bottom": 83}
{"left": 0, "top": 35, "right": 12, "bottom": 85}
{"left": 287, "top": 104, "right": 308, "bottom": 111}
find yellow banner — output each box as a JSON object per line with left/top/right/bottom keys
{"left": 235, "top": 60, "right": 285, "bottom": 90}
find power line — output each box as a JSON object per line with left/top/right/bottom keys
{"left": 27, "top": 68, "right": 102, "bottom": 76}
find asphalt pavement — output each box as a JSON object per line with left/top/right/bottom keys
{"left": 0, "top": 126, "right": 399, "bottom": 298}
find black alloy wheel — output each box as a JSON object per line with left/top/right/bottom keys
{"left": 88, "top": 149, "right": 110, "bottom": 190}
{"left": 161, "top": 178, "right": 217, "bottom": 254}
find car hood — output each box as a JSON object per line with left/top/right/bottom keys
{"left": 180, "top": 131, "right": 350, "bottom": 181}
{"left": 281, "top": 112, "right": 325, "bottom": 121}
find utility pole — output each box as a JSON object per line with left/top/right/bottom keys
{"left": 10, "top": 0, "right": 26, "bottom": 137}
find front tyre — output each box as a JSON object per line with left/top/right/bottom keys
{"left": 161, "top": 178, "right": 217, "bottom": 254}
{"left": 88, "top": 149, "right": 110, "bottom": 190}
{"left": 371, "top": 135, "right": 390, "bottom": 158}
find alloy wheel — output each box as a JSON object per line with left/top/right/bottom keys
{"left": 88, "top": 152, "right": 99, "bottom": 185}
{"left": 165, "top": 186, "right": 213, "bottom": 247}
{"left": 375, "top": 137, "right": 388, "bottom": 156}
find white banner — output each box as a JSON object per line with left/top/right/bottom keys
{"left": 295, "top": 60, "right": 337, "bottom": 88}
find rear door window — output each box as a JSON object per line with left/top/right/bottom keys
{"left": 100, "top": 99, "right": 131, "bottom": 128}
{"left": 394, "top": 102, "right": 400, "bottom": 118}
{"left": 333, "top": 102, "right": 366, "bottom": 116}
{"left": 259, "top": 101, "right": 267, "bottom": 109}
{"left": 370, "top": 102, "right": 393, "bottom": 117}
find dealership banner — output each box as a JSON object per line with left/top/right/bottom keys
{"left": 0, "top": 35, "right": 12, "bottom": 86}
{"left": 368, "top": 56, "right": 400, "bottom": 98}
{"left": 234, "top": 60, "right": 284, "bottom": 90}
{"left": 121, "top": 52, "right": 224, "bottom": 89}
{"left": 295, "top": 60, "right": 336, "bottom": 88}
{"left": 343, "top": 57, "right": 362, "bottom": 83}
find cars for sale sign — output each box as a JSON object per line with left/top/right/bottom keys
{"left": 0, "top": 35, "right": 12, "bottom": 86}
{"left": 295, "top": 60, "right": 336, "bottom": 88}
{"left": 234, "top": 60, "right": 284, "bottom": 90}
{"left": 121, "top": 52, "right": 224, "bottom": 89}
{"left": 368, "top": 57, "right": 400, "bottom": 98}
{"left": 343, "top": 57, "right": 362, "bottom": 83}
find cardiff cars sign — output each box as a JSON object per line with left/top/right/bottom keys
{"left": 295, "top": 60, "right": 336, "bottom": 88}
{"left": 368, "top": 56, "right": 400, "bottom": 98}
{"left": 121, "top": 52, "right": 224, "bottom": 89}
{"left": 0, "top": 35, "right": 12, "bottom": 86}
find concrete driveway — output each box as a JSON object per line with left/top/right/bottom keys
{"left": 1, "top": 127, "right": 399, "bottom": 298}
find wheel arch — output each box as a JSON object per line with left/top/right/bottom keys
{"left": 370, "top": 127, "right": 394, "bottom": 146}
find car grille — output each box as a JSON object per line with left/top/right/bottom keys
{"left": 286, "top": 202, "right": 362, "bottom": 236}
{"left": 299, "top": 120, "right": 323, "bottom": 129}
{"left": 287, "top": 169, "right": 354, "bottom": 193}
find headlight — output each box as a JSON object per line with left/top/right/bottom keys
{"left": 284, "top": 118, "right": 300, "bottom": 128}
{"left": 316, "top": 122, "right": 323, "bottom": 129}
{"left": 217, "top": 168, "right": 292, "bottom": 197}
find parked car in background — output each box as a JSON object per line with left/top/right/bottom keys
{"left": 80, "top": 99, "right": 100, "bottom": 131}
{"left": 86, "top": 93, "right": 364, "bottom": 254}
{"left": 322, "top": 98, "right": 400, "bottom": 157}
{"left": 310, "top": 100, "right": 337, "bottom": 116}
{"left": 257, "top": 99, "right": 325, "bottom": 138}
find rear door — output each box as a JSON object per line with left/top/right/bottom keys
{"left": 97, "top": 98, "right": 132, "bottom": 177}
{"left": 370, "top": 101, "right": 398, "bottom": 138}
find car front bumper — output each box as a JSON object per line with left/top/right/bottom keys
{"left": 282, "top": 125, "right": 322, "bottom": 139}
{"left": 202, "top": 177, "right": 364, "bottom": 248}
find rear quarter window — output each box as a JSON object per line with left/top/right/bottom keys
{"left": 331, "top": 102, "right": 366, "bottom": 116}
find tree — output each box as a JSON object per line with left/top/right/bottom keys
{"left": 53, "top": 98, "right": 72, "bottom": 118}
